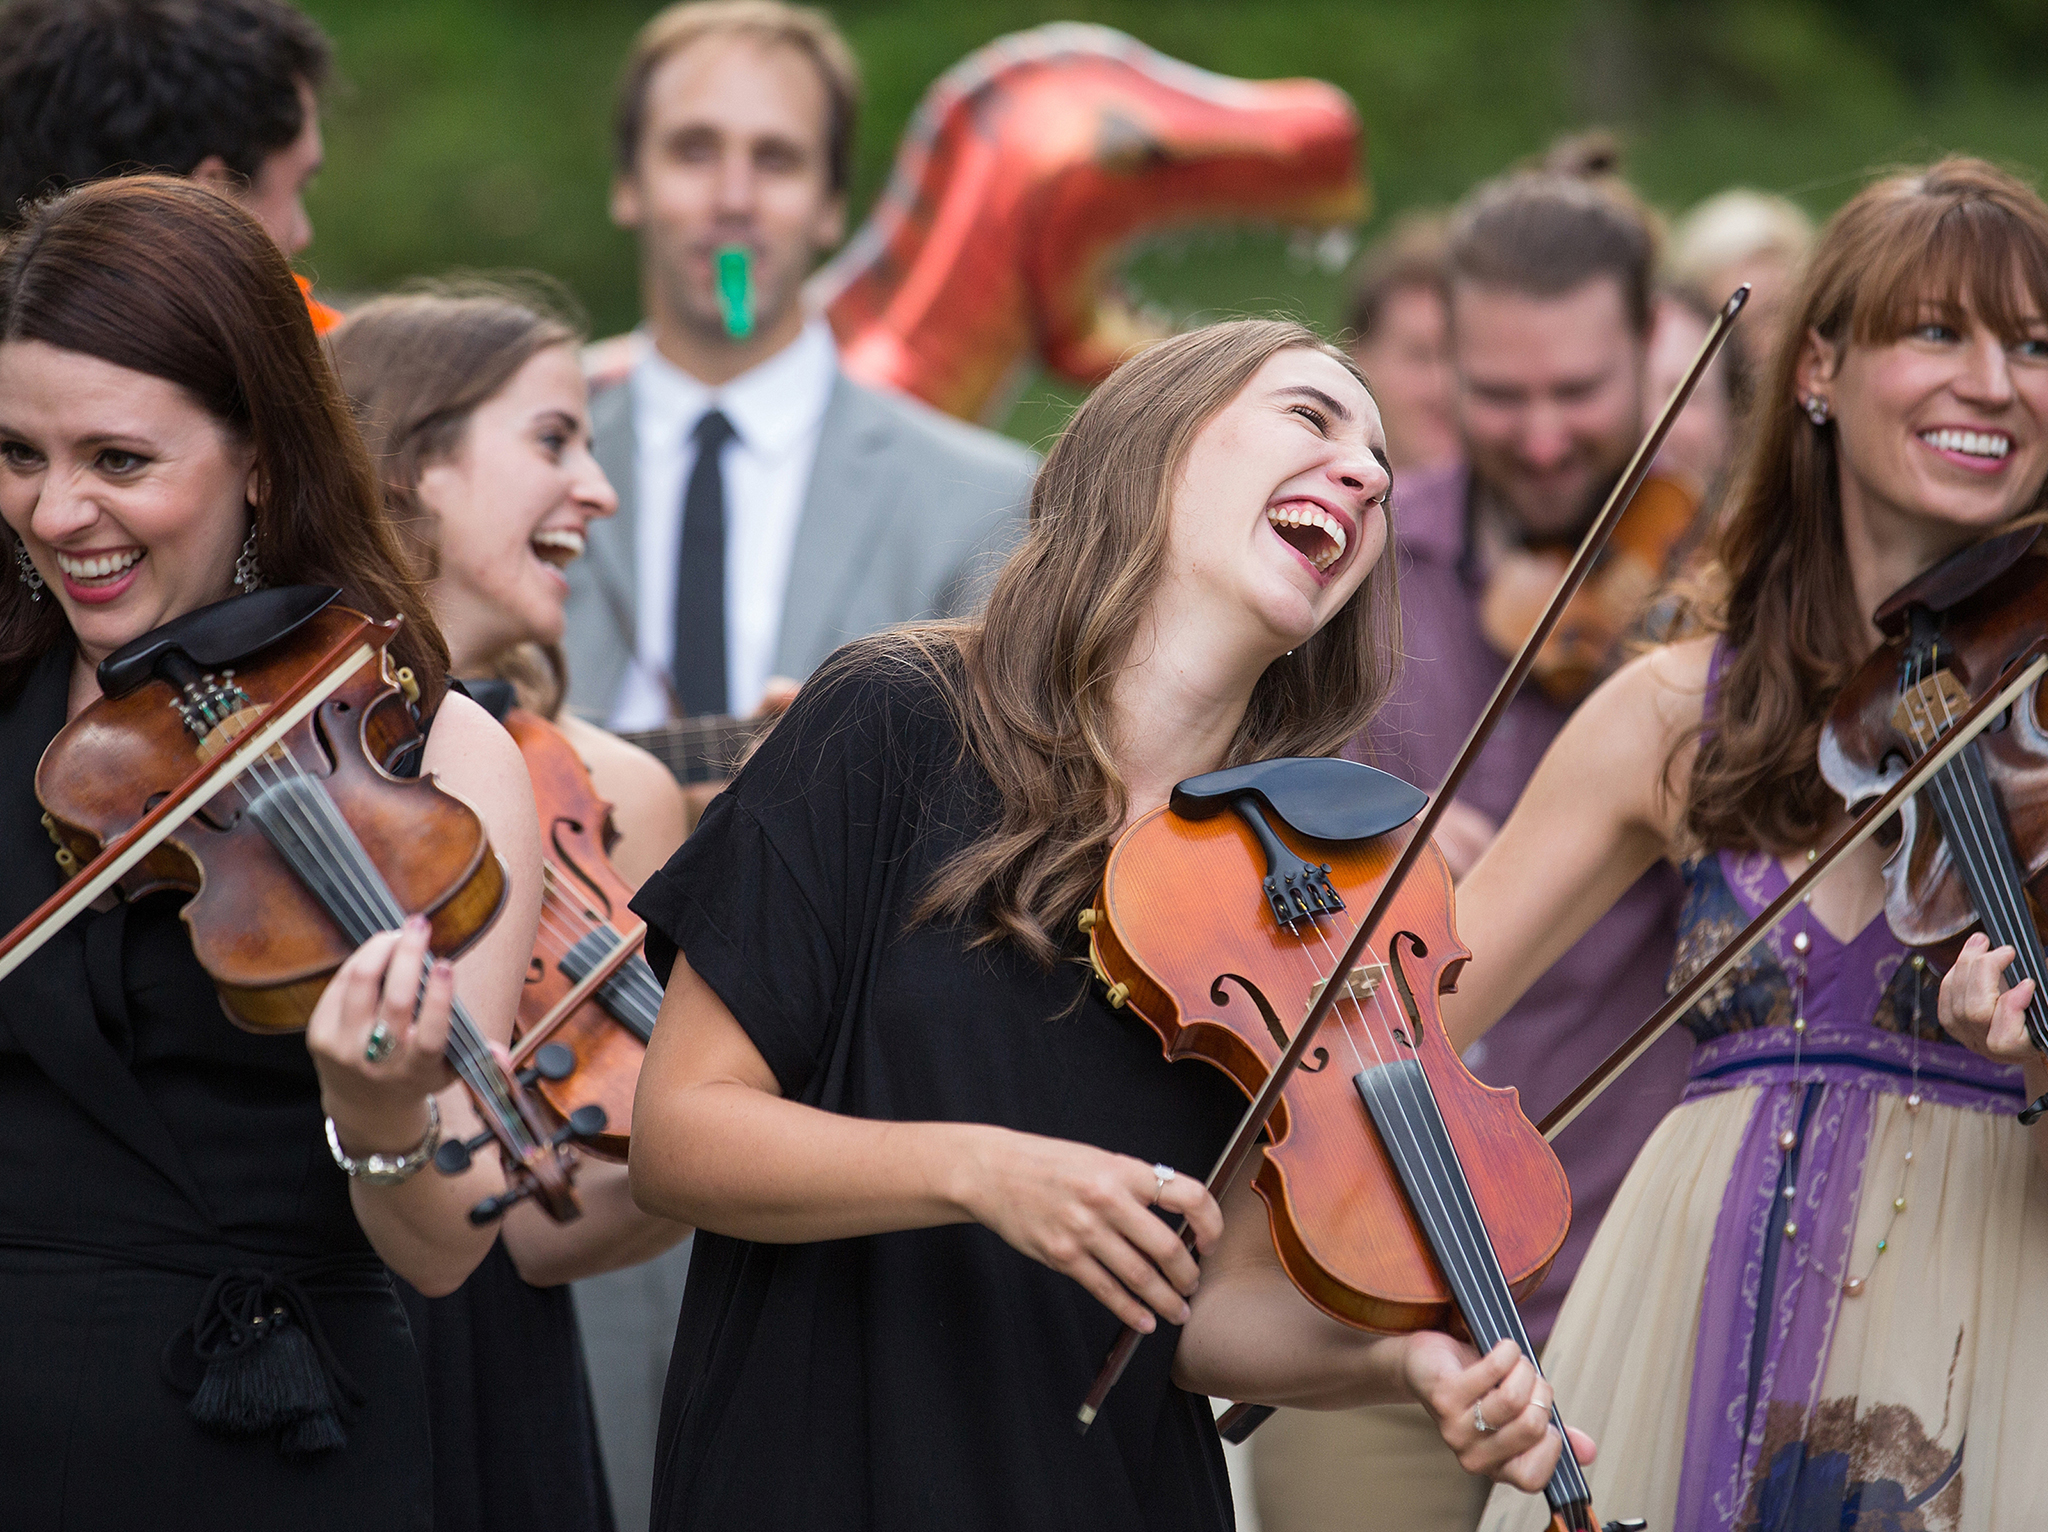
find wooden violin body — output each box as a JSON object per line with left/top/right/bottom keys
{"left": 504, "top": 708, "right": 661, "bottom": 1161}
{"left": 1088, "top": 794, "right": 1570, "bottom": 1334}
{"left": 11, "top": 587, "right": 591, "bottom": 1221}
{"left": 39, "top": 606, "right": 505, "bottom": 1032}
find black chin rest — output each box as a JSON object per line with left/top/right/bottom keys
{"left": 98, "top": 585, "right": 342, "bottom": 698}
{"left": 1170, "top": 756, "right": 1427, "bottom": 844}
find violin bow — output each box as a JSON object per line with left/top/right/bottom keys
{"left": 1077, "top": 285, "right": 1751, "bottom": 1432}
{"left": 1540, "top": 643, "right": 2048, "bottom": 1140}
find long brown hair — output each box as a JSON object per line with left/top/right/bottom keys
{"left": 0, "top": 176, "right": 449, "bottom": 707}
{"left": 1686, "top": 157, "right": 2048, "bottom": 852}
{"left": 903, "top": 318, "right": 1401, "bottom": 965}
{"left": 326, "top": 282, "right": 585, "bottom": 718}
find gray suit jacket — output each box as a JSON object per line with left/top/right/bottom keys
{"left": 563, "top": 365, "right": 1036, "bottom": 720}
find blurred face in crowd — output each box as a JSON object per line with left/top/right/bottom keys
{"left": 612, "top": 33, "right": 846, "bottom": 361}
{"left": 1798, "top": 284, "right": 2048, "bottom": 558}
{"left": 416, "top": 343, "right": 618, "bottom": 672}
{"left": 1351, "top": 283, "right": 1458, "bottom": 472}
{"left": 1450, "top": 274, "right": 1647, "bottom": 539}
{"left": 192, "top": 79, "right": 324, "bottom": 257}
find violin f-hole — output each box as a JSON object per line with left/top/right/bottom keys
{"left": 1211, "top": 972, "right": 1327, "bottom": 1073}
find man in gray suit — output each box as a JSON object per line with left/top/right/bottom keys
{"left": 562, "top": 0, "right": 1034, "bottom": 737}
{"left": 564, "top": 6, "right": 1033, "bottom": 1528}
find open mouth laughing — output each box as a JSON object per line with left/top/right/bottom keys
{"left": 530, "top": 527, "right": 585, "bottom": 569}
{"left": 1266, "top": 499, "right": 1349, "bottom": 574}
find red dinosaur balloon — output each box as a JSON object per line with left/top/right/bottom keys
{"left": 815, "top": 25, "right": 1368, "bottom": 421}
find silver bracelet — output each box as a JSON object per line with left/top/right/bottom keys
{"left": 324, "top": 1096, "right": 441, "bottom": 1186}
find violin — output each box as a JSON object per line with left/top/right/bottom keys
{"left": 1820, "top": 521, "right": 2048, "bottom": 1121}
{"left": 1480, "top": 472, "right": 1702, "bottom": 705}
{"left": 1082, "top": 758, "right": 1620, "bottom": 1532}
{"left": 491, "top": 707, "right": 666, "bottom": 1162}
{"left": 0, "top": 586, "right": 599, "bottom": 1223}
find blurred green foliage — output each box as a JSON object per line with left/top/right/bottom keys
{"left": 298, "top": 0, "right": 2048, "bottom": 444}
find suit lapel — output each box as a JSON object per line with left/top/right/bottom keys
{"left": 586, "top": 379, "right": 640, "bottom": 652}
{"left": 776, "top": 376, "right": 895, "bottom": 676}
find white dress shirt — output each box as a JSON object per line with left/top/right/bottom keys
{"left": 608, "top": 318, "right": 837, "bottom": 729}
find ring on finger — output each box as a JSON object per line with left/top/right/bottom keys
{"left": 1473, "top": 1402, "right": 1494, "bottom": 1435}
{"left": 364, "top": 1019, "right": 397, "bottom": 1064}
{"left": 1151, "top": 1163, "right": 1177, "bottom": 1206}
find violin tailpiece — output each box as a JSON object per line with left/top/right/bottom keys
{"left": 1229, "top": 796, "right": 1344, "bottom": 929}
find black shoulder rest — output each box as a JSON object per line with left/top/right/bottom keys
{"left": 98, "top": 586, "right": 342, "bottom": 698}
{"left": 1170, "top": 756, "right": 1427, "bottom": 844}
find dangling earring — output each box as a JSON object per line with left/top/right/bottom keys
{"left": 14, "top": 539, "right": 43, "bottom": 601}
{"left": 233, "top": 525, "right": 263, "bottom": 592}
{"left": 1803, "top": 394, "right": 1831, "bottom": 425}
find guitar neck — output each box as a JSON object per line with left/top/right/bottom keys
{"left": 619, "top": 713, "right": 757, "bottom": 785}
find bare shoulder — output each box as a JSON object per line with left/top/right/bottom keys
{"left": 424, "top": 689, "right": 524, "bottom": 783}
{"left": 1571, "top": 635, "right": 1716, "bottom": 835}
{"left": 555, "top": 713, "right": 688, "bottom": 886}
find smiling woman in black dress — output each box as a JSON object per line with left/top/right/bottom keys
{"left": 0, "top": 177, "right": 543, "bottom": 1529}
{"left": 626, "top": 318, "right": 1600, "bottom": 1530}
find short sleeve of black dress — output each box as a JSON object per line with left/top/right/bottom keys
{"left": 631, "top": 644, "right": 1246, "bottom": 1532}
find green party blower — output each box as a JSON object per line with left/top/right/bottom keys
{"left": 715, "top": 245, "right": 754, "bottom": 339}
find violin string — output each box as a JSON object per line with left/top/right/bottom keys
{"left": 210, "top": 706, "right": 537, "bottom": 1152}
{"left": 253, "top": 736, "right": 522, "bottom": 1118}
{"left": 1920, "top": 653, "right": 2048, "bottom": 1048}
{"left": 1297, "top": 899, "right": 1589, "bottom": 1507}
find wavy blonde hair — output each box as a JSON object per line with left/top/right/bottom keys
{"left": 892, "top": 318, "right": 1400, "bottom": 965}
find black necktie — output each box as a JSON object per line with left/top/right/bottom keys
{"left": 672, "top": 408, "right": 735, "bottom": 717}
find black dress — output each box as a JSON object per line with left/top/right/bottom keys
{"left": 391, "top": 678, "right": 616, "bottom": 1532}
{"left": 630, "top": 646, "right": 1246, "bottom": 1532}
{"left": 0, "top": 646, "right": 433, "bottom": 1529}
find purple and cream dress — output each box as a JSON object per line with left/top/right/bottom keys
{"left": 1481, "top": 844, "right": 2048, "bottom": 1532}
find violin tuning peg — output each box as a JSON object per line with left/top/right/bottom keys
{"left": 467, "top": 1180, "right": 537, "bottom": 1227}
{"left": 516, "top": 1042, "right": 577, "bottom": 1088}
{"left": 433, "top": 1128, "right": 495, "bottom": 1177}
{"left": 549, "top": 1104, "right": 610, "bottom": 1148}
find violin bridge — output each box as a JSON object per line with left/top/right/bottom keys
{"left": 1891, "top": 668, "right": 1973, "bottom": 749}
{"left": 1308, "top": 964, "right": 1384, "bottom": 1010}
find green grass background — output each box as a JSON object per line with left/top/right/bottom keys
{"left": 297, "top": 0, "right": 2048, "bottom": 446}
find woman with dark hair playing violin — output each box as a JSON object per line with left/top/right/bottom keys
{"left": 625, "top": 317, "right": 1597, "bottom": 1531}
{"left": 329, "top": 282, "right": 693, "bottom": 1532}
{"left": 0, "top": 177, "right": 544, "bottom": 1527}
{"left": 1464, "top": 158, "right": 2048, "bottom": 1531}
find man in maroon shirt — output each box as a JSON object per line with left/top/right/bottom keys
{"left": 1253, "top": 167, "right": 1693, "bottom": 1531}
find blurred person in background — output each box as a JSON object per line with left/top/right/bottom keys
{"left": 564, "top": 0, "right": 1034, "bottom": 735}
{"left": 563, "top": 5, "right": 1034, "bottom": 1524}
{"left": 332, "top": 284, "right": 699, "bottom": 1532}
{"left": 0, "top": 0, "right": 339, "bottom": 329}
{"left": 1669, "top": 187, "right": 1816, "bottom": 395}
{"left": 1345, "top": 213, "right": 1459, "bottom": 474}
{"left": 1255, "top": 147, "right": 1694, "bottom": 1532}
